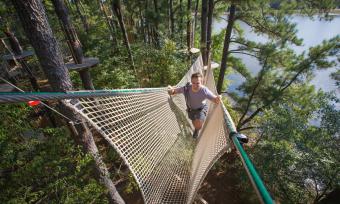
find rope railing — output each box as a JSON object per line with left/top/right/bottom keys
{"left": 0, "top": 88, "right": 165, "bottom": 104}
{"left": 222, "top": 104, "right": 274, "bottom": 204}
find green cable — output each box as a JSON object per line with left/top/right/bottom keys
{"left": 231, "top": 134, "right": 274, "bottom": 204}
{"left": 0, "top": 87, "right": 165, "bottom": 95}
{"left": 0, "top": 88, "right": 167, "bottom": 104}
{"left": 222, "top": 105, "right": 273, "bottom": 203}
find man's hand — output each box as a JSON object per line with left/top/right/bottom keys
{"left": 214, "top": 95, "right": 221, "bottom": 104}
{"left": 167, "top": 85, "right": 175, "bottom": 95}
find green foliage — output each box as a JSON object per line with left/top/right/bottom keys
{"left": 134, "top": 40, "right": 188, "bottom": 87}
{"left": 124, "top": 173, "right": 139, "bottom": 194}
{"left": 0, "top": 104, "right": 108, "bottom": 203}
{"left": 234, "top": 36, "right": 339, "bottom": 129}
{"left": 235, "top": 0, "right": 303, "bottom": 46}
{"left": 330, "top": 69, "right": 340, "bottom": 88}
{"left": 252, "top": 91, "right": 339, "bottom": 203}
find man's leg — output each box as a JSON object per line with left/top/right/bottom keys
{"left": 192, "top": 119, "right": 203, "bottom": 130}
{"left": 191, "top": 105, "right": 208, "bottom": 138}
{"left": 192, "top": 119, "right": 204, "bottom": 138}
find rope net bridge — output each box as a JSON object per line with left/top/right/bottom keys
{"left": 64, "top": 56, "right": 230, "bottom": 204}
{"left": 0, "top": 56, "right": 273, "bottom": 204}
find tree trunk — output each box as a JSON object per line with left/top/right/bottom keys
{"left": 98, "top": 0, "right": 117, "bottom": 48}
{"left": 144, "top": 0, "right": 151, "bottom": 44}
{"left": 11, "top": 1, "right": 125, "bottom": 203}
{"left": 138, "top": 1, "right": 147, "bottom": 43}
{"left": 200, "top": 0, "right": 208, "bottom": 66}
{"left": 52, "top": 0, "right": 83, "bottom": 63}
{"left": 237, "top": 61, "right": 268, "bottom": 131}
{"left": 74, "top": 0, "right": 90, "bottom": 33}
{"left": 206, "top": 0, "right": 214, "bottom": 62}
{"left": 3, "top": 29, "right": 38, "bottom": 89}
{"left": 192, "top": 0, "right": 199, "bottom": 48}
{"left": 112, "top": 0, "right": 135, "bottom": 68}
{"left": 216, "top": 4, "right": 236, "bottom": 94}
{"left": 3, "top": 28, "right": 23, "bottom": 55}
{"left": 152, "top": 0, "right": 160, "bottom": 47}
{"left": 3, "top": 28, "right": 57, "bottom": 127}
{"left": 186, "top": 0, "right": 192, "bottom": 51}
{"left": 52, "top": 0, "right": 95, "bottom": 90}
{"left": 179, "top": 0, "right": 184, "bottom": 45}
{"left": 169, "top": 0, "right": 174, "bottom": 38}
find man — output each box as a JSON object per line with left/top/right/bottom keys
{"left": 168, "top": 73, "right": 221, "bottom": 138}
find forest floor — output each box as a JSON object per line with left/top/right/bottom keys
{"left": 198, "top": 153, "right": 260, "bottom": 204}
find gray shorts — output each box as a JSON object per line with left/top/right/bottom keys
{"left": 187, "top": 105, "right": 208, "bottom": 121}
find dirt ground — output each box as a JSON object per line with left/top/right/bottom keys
{"left": 197, "top": 153, "right": 260, "bottom": 204}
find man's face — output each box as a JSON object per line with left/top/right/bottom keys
{"left": 191, "top": 77, "right": 202, "bottom": 90}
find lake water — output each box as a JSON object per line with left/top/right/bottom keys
{"left": 213, "top": 15, "right": 340, "bottom": 97}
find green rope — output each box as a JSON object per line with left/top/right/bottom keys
{"left": 0, "top": 88, "right": 166, "bottom": 104}
{"left": 0, "top": 87, "right": 165, "bottom": 95}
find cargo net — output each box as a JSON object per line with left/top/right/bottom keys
{"left": 67, "top": 56, "right": 232, "bottom": 204}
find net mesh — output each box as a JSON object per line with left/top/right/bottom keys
{"left": 66, "top": 56, "right": 232, "bottom": 204}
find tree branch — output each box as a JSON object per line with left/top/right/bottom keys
{"left": 238, "top": 126, "right": 258, "bottom": 131}
{"left": 229, "top": 51, "right": 258, "bottom": 58}
{"left": 230, "top": 40, "right": 261, "bottom": 51}
{"left": 237, "top": 57, "right": 268, "bottom": 130}
{"left": 238, "top": 56, "right": 318, "bottom": 129}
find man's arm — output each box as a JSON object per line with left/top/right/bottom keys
{"left": 167, "top": 86, "right": 184, "bottom": 95}
{"left": 205, "top": 87, "right": 221, "bottom": 104}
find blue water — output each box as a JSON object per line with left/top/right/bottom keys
{"left": 213, "top": 15, "right": 340, "bottom": 96}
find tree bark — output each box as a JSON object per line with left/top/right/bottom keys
{"left": 3, "top": 29, "right": 38, "bottom": 89}
{"left": 112, "top": 0, "right": 135, "bottom": 68}
{"left": 237, "top": 59, "right": 269, "bottom": 130}
{"left": 169, "top": 0, "right": 175, "bottom": 38}
{"left": 51, "top": 0, "right": 95, "bottom": 90}
{"left": 238, "top": 56, "right": 316, "bottom": 129}
{"left": 138, "top": 0, "right": 147, "bottom": 43}
{"left": 3, "top": 28, "right": 23, "bottom": 55}
{"left": 11, "top": 1, "right": 125, "bottom": 203}
{"left": 206, "top": 0, "right": 214, "bottom": 62}
{"left": 3, "top": 28, "right": 57, "bottom": 127}
{"left": 52, "top": 0, "right": 83, "bottom": 63}
{"left": 179, "top": 0, "right": 184, "bottom": 45}
{"left": 98, "top": 0, "right": 117, "bottom": 48}
{"left": 186, "top": 0, "right": 192, "bottom": 51}
{"left": 192, "top": 0, "right": 199, "bottom": 48}
{"left": 74, "top": 0, "right": 90, "bottom": 33}
{"left": 152, "top": 0, "right": 160, "bottom": 47}
{"left": 200, "top": 0, "right": 208, "bottom": 66}
{"left": 145, "top": 0, "right": 151, "bottom": 44}
{"left": 216, "top": 4, "right": 236, "bottom": 94}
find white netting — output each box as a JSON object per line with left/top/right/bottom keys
{"left": 66, "top": 56, "right": 232, "bottom": 203}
